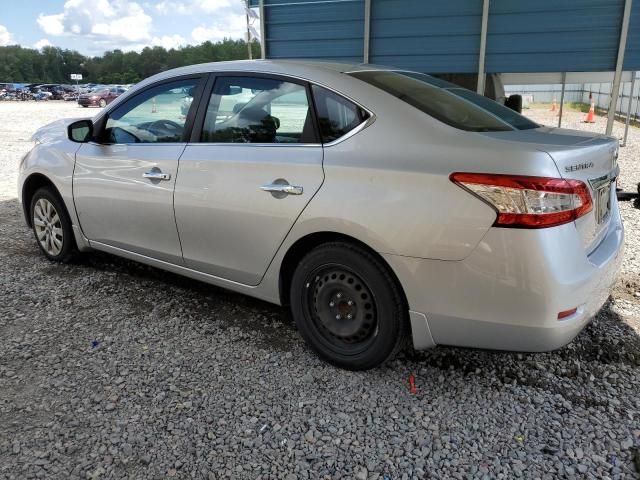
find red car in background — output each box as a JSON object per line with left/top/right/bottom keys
{"left": 77, "top": 87, "right": 126, "bottom": 108}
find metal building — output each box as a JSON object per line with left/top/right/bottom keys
{"left": 249, "top": 0, "right": 638, "bottom": 72}
{"left": 248, "top": 0, "right": 639, "bottom": 133}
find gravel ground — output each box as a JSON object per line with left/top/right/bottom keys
{"left": 0, "top": 101, "right": 639, "bottom": 479}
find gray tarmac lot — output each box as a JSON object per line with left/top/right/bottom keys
{"left": 0, "top": 101, "right": 639, "bottom": 479}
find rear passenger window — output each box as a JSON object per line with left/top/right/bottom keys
{"left": 200, "top": 76, "right": 313, "bottom": 144}
{"left": 311, "top": 85, "right": 368, "bottom": 143}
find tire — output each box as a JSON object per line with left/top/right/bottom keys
{"left": 30, "top": 187, "right": 77, "bottom": 263}
{"left": 290, "top": 242, "right": 408, "bottom": 370}
{"left": 81, "top": 105, "right": 88, "bottom": 108}
{"left": 99, "top": 99, "right": 107, "bottom": 108}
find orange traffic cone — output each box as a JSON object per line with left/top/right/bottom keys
{"left": 151, "top": 97, "right": 157, "bottom": 113}
{"left": 584, "top": 101, "right": 595, "bottom": 123}
{"left": 551, "top": 97, "right": 557, "bottom": 112}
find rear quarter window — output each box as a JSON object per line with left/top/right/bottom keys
{"left": 311, "top": 85, "right": 369, "bottom": 143}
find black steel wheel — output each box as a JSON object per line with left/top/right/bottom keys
{"left": 290, "top": 242, "right": 408, "bottom": 370}
{"left": 306, "top": 265, "right": 378, "bottom": 355}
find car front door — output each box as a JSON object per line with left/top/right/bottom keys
{"left": 174, "top": 74, "right": 324, "bottom": 285}
{"left": 73, "top": 76, "right": 205, "bottom": 264}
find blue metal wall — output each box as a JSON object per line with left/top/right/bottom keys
{"left": 255, "top": 0, "right": 365, "bottom": 62}
{"left": 249, "top": 0, "right": 640, "bottom": 73}
{"left": 486, "top": 0, "right": 630, "bottom": 73}
{"left": 369, "top": 0, "right": 482, "bottom": 73}
{"left": 626, "top": 0, "right": 640, "bottom": 69}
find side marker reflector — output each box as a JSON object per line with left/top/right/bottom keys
{"left": 557, "top": 308, "right": 578, "bottom": 320}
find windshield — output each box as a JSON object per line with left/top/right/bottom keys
{"left": 348, "top": 70, "right": 539, "bottom": 132}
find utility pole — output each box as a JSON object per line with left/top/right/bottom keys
{"left": 607, "top": 0, "right": 633, "bottom": 135}
{"left": 243, "top": 0, "right": 261, "bottom": 60}
{"left": 245, "top": 0, "right": 252, "bottom": 60}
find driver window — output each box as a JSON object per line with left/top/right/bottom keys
{"left": 105, "top": 78, "right": 201, "bottom": 144}
{"left": 200, "top": 76, "right": 313, "bottom": 144}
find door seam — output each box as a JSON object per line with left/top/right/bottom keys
{"left": 172, "top": 144, "right": 188, "bottom": 263}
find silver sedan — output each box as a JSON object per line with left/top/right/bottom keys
{"left": 18, "top": 60, "right": 624, "bottom": 370}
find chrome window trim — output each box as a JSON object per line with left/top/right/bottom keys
{"left": 323, "top": 114, "right": 376, "bottom": 147}
{"left": 186, "top": 142, "right": 322, "bottom": 148}
{"left": 86, "top": 141, "right": 189, "bottom": 147}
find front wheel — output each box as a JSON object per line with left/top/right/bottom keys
{"left": 30, "top": 188, "right": 77, "bottom": 263}
{"left": 290, "top": 242, "right": 408, "bottom": 370}
{"left": 99, "top": 99, "right": 107, "bottom": 108}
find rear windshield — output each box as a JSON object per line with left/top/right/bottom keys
{"left": 348, "top": 70, "right": 539, "bottom": 132}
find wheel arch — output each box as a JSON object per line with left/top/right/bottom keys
{"left": 21, "top": 173, "right": 62, "bottom": 227}
{"left": 278, "top": 231, "right": 409, "bottom": 310}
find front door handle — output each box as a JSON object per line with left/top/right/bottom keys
{"left": 143, "top": 171, "right": 171, "bottom": 181}
{"left": 261, "top": 183, "right": 303, "bottom": 196}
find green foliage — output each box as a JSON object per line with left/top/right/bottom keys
{"left": 0, "top": 39, "right": 261, "bottom": 84}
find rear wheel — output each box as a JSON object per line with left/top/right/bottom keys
{"left": 30, "top": 188, "right": 77, "bottom": 263}
{"left": 290, "top": 242, "right": 408, "bottom": 370}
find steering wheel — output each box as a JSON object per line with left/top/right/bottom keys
{"left": 110, "top": 126, "right": 142, "bottom": 143}
{"left": 147, "top": 119, "right": 184, "bottom": 138}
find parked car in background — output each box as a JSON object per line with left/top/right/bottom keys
{"left": 18, "top": 60, "right": 623, "bottom": 370}
{"left": 33, "top": 91, "right": 51, "bottom": 101}
{"left": 36, "top": 84, "right": 65, "bottom": 99}
{"left": 77, "top": 87, "right": 126, "bottom": 107}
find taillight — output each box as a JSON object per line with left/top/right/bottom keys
{"left": 450, "top": 173, "right": 592, "bottom": 229}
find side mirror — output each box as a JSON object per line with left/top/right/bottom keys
{"left": 68, "top": 119, "right": 94, "bottom": 143}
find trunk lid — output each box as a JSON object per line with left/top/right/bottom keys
{"left": 480, "top": 127, "right": 618, "bottom": 253}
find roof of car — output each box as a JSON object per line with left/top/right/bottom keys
{"left": 140, "top": 59, "right": 398, "bottom": 88}
{"left": 177, "top": 59, "right": 365, "bottom": 74}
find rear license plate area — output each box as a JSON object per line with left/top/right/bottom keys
{"left": 595, "top": 182, "right": 611, "bottom": 224}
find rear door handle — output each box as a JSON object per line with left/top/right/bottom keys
{"left": 261, "top": 183, "right": 303, "bottom": 195}
{"left": 143, "top": 171, "right": 171, "bottom": 181}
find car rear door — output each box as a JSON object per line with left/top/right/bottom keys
{"left": 174, "top": 73, "right": 324, "bottom": 285}
{"left": 73, "top": 75, "right": 206, "bottom": 264}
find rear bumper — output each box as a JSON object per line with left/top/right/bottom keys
{"left": 385, "top": 200, "right": 624, "bottom": 352}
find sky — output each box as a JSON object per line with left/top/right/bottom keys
{"left": 0, "top": 0, "right": 258, "bottom": 56}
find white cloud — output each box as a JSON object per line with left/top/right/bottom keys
{"left": 154, "top": 1, "right": 189, "bottom": 15}
{"left": 151, "top": 34, "right": 187, "bottom": 50}
{"left": 33, "top": 0, "right": 254, "bottom": 53}
{"left": 37, "top": 0, "right": 153, "bottom": 50}
{"left": 0, "top": 25, "right": 15, "bottom": 46}
{"left": 34, "top": 39, "right": 53, "bottom": 49}
{"left": 37, "top": 14, "right": 65, "bottom": 36}
{"left": 194, "top": 0, "right": 232, "bottom": 13}
{"left": 191, "top": 13, "right": 246, "bottom": 43}
{"left": 154, "top": 0, "right": 233, "bottom": 15}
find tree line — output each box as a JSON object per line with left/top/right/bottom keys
{"left": 0, "top": 39, "right": 261, "bottom": 84}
